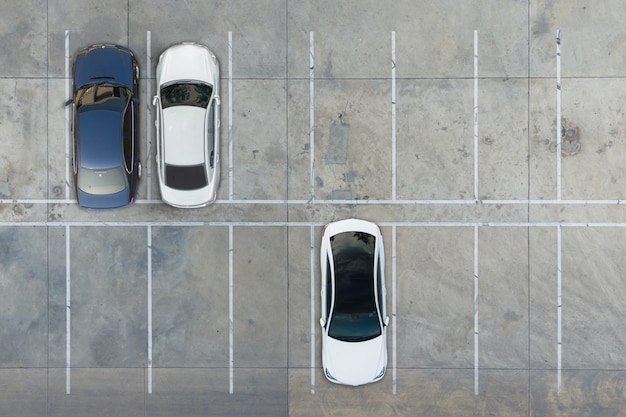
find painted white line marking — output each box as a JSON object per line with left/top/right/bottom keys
{"left": 228, "top": 32, "right": 234, "bottom": 201}
{"left": 7, "top": 221, "right": 626, "bottom": 228}
{"left": 391, "top": 31, "right": 397, "bottom": 201}
{"left": 7, "top": 198, "right": 626, "bottom": 206}
{"left": 474, "top": 225, "right": 479, "bottom": 395}
{"left": 146, "top": 31, "right": 153, "bottom": 201}
{"left": 391, "top": 225, "right": 397, "bottom": 394}
{"left": 309, "top": 32, "right": 315, "bottom": 202}
{"left": 229, "top": 224, "right": 234, "bottom": 394}
{"left": 556, "top": 29, "right": 562, "bottom": 201}
{"left": 65, "top": 224, "right": 71, "bottom": 394}
{"left": 557, "top": 224, "right": 562, "bottom": 394}
{"left": 65, "top": 30, "right": 71, "bottom": 201}
{"left": 474, "top": 30, "right": 479, "bottom": 201}
{"left": 310, "top": 224, "right": 316, "bottom": 394}
{"left": 147, "top": 225, "right": 153, "bottom": 394}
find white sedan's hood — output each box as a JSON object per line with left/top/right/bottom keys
{"left": 157, "top": 43, "right": 218, "bottom": 85}
{"left": 323, "top": 334, "right": 387, "bottom": 386}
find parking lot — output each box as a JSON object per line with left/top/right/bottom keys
{"left": 3, "top": 1, "right": 626, "bottom": 416}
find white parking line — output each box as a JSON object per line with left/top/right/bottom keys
{"left": 228, "top": 224, "right": 234, "bottom": 394}
{"left": 228, "top": 32, "right": 234, "bottom": 201}
{"left": 309, "top": 32, "right": 315, "bottom": 202}
{"left": 473, "top": 225, "right": 479, "bottom": 395}
{"left": 556, "top": 29, "right": 562, "bottom": 201}
{"left": 310, "top": 224, "right": 316, "bottom": 394}
{"left": 147, "top": 225, "right": 153, "bottom": 394}
{"left": 6, "top": 198, "right": 626, "bottom": 206}
{"left": 65, "top": 30, "right": 71, "bottom": 200}
{"left": 474, "top": 30, "right": 479, "bottom": 201}
{"left": 65, "top": 224, "right": 71, "bottom": 394}
{"left": 391, "top": 31, "right": 397, "bottom": 201}
{"left": 557, "top": 224, "right": 562, "bottom": 394}
{"left": 391, "top": 225, "right": 397, "bottom": 394}
{"left": 146, "top": 31, "right": 153, "bottom": 201}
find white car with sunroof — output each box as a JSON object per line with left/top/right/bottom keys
{"left": 320, "top": 218, "right": 388, "bottom": 386}
{"left": 153, "top": 42, "right": 220, "bottom": 208}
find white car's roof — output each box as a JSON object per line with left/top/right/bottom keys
{"left": 162, "top": 106, "right": 206, "bottom": 166}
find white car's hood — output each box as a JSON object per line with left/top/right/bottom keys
{"left": 323, "top": 334, "right": 387, "bottom": 386}
{"left": 157, "top": 43, "right": 218, "bottom": 85}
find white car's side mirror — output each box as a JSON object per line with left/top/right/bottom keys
{"left": 319, "top": 318, "right": 325, "bottom": 328}
{"left": 384, "top": 316, "right": 389, "bottom": 327}
{"left": 152, "top": 96, "right": 158, "bottom": 106}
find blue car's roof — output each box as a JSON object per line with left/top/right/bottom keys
{"left": 78, "top": 109, "right": 123, "bottom": 169}
{"left": 74, "top": 45, "right": 135, "bottom": 90}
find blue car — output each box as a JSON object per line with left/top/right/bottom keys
{"left": 70, "top": 44, "right": 141, "bottom": 208}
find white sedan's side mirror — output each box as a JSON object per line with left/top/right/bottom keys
{"left": 319, "top": 318, "right": 325, "bottom": 328}
{"left": 152, "top": 96, "right": 158, "bottom": 106}
{"left": 384, "top": 316, "right": 390, "bottom": 327}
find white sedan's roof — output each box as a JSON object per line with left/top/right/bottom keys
{"left": 157, "top": 43, "right": 217, "bottom": 85}
{"left": 162, "top": 106, "right": 206, "bottom": 166}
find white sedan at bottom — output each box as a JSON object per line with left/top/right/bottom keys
{"left": 153, "top": 42, "right": 220, "bottom": 208}
{"left": 320, "top": 218, "right": 388, "bottom": 386}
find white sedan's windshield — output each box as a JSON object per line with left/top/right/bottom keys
{"left": 161, "top": 82, "right": 212, "bottom": 109}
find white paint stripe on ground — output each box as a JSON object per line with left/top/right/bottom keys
{"left": 147, "top": 225, "right": 153, "bottom": 394}
{"left": 474, "top": 30, "right": 479, "bottom": 201}
{"left": 65, "top": 224, "right": 71, "bottom": 394}
{"left": 391, "top": 31, "right": 397, "bottom": 201}
{"left": 310, "top": 224, "right": 316, "bottom": 394}
{"left": 474, "top": 225, "right": 479, "bottom": 395}
{"left": 391, "top": 225, "right": 397, "bottom": 394}
{"left": 309, "top": 32, "right": 315, "bottom": 202}
{"left": 557, "top": 224, "right": 562, "bottom": 394}
{"left": 65, "top": 30, "right": 71, "bottom": 200}
{"left": 228, "top": 224, "right": 234, "bottom": 394}
{"left": 8, "top": 221, "right": 626, "bottom": 228}
{"left": 556, "top": 29, "right": 562, "bottom": 201}
{"left": 7, "top": 198, "right": 626, "bottom": 206}
{"left": 228, "top": 32, "right": 234, "bottom": 201}
{"left": 146, "top": 31, "right": 153, "bottom": 201}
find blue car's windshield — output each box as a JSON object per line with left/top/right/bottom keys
{"left": 76, "top": 84, "right": 130, "bottom": 111}
{"left": 328, "top": 231, "right": 381, "bottom": 342}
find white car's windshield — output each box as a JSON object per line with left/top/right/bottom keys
{"left": 161, "top": 82, "right": 212, "bottom": 109}
{"left": 328, "top": 231, "right": 381, "bottom": 342}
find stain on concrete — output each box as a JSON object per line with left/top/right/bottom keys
{"left": 561, "top": 120, "right": 581, "bottom": 156}
{"left": 326, "top": 120, "right": 349, "bottom": 164}
{"left": 330, "top": 189, "right": 352, "bottom": 200}
{"left": 0, "top": 178, "right": 10, "bottom": 197}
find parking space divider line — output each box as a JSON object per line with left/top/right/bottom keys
{"left": 6, "top": 198, "right": 626, "bottom": 206}
{"left": 229, "top": 224, "right": 234, "bottom": 394}
{"left": 557, "top": 224, "right": 562, "bottom": 394}
{"left": 556, "top": 29, "right": 562, "bottom": 201}
{"left": 146, "top": 31, "right": 152, "bottom": 201}
{"left": 474, "top": 225, "right": 479, "bottom": 395}
{"left": 391, "top": 225, "right": 397, "bottom": 394}
{"left": 473, "top": 30, "right": 479, "bottom": 201}
{"left": 65, "top": 30, "right": 70, "bottom": 200}
{"left": 228, "top": 32, "right": 234, "bottom": 201}
{"left": 391, "top": 31, "right": 397, "bottom": 201}
{"left": 310, "top": 225, "right": 315, "bottom": 394}
{"left": 309, "top": 32, "right": 315, "bottom": 202}
{"left": 65, "top": 224, "right": 71, "bottom": 394}
{"left": 147, "top": 225, "right": 153, "bottom": 394}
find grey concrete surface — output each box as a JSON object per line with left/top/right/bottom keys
{"left": 2, "top": 0, "right": 626, "bottom": 416}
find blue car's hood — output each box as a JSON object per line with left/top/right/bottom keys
{"left": 74, "top": 45, "right": 134, "bottom": 90}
